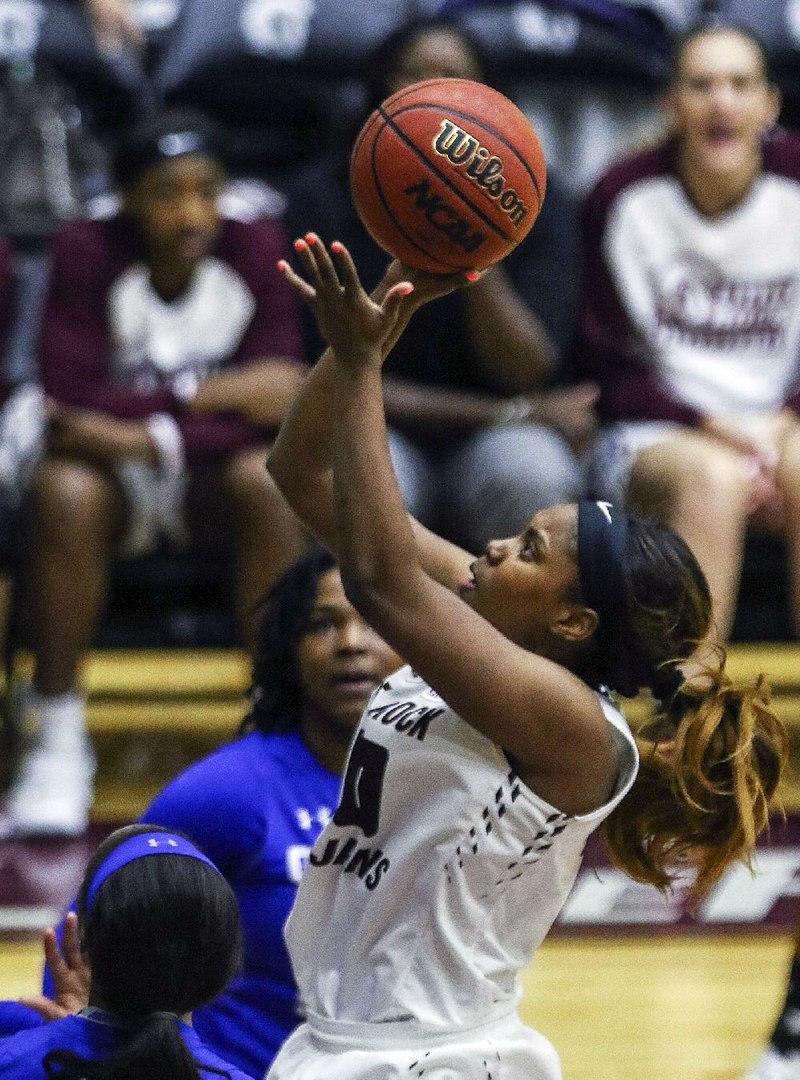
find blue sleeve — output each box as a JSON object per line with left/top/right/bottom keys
{"left": 141, "top": 742, "right": 264, "bottom": 878}
{"left": 0, "top": 1001, "right": 44, "bottom": 1038}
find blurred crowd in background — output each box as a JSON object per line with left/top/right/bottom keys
{"left": 1, "top": 0, "right": 800, "bottom": 833}
{"left": 0, "top": 0, "right": 793, "bottom": 646}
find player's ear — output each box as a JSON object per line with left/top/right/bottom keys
{"left": 552, "top": 603, "right": 598, "bottom": 644}
{"left": 762, "top": 82, "right": 781, "bottom": 130}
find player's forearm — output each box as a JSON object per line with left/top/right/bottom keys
{"left": 267, "top": 268, "right": 424, "bottom": 522}
{"left": 190, "top": 358, "right": 305, "bottom": 426}
{"left": 46, "top": 404, "right": 159, "bottom": 463}
{"left": 266, "top": 347, "right": 341, "bottom": 548}
{"left": 464, "top": 266, "right": 555, "bottom": 389}
{"left": 332, "top": 362, "right": 419, "bottom": 616}
{"left": 382, "top": 375, "right": 520, "bottom": 428}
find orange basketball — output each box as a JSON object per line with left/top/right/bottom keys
{"left": 349, "top": 78, "right": 546, "bottom": 274}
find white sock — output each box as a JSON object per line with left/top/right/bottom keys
{"left": 28, "top": 691, "right": 88, "bottom": 754}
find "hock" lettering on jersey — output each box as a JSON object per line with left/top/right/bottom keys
{"left": 366, "top": 700, "right": 444, "bottom": 740}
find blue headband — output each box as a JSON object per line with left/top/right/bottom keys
{"left": 84, "top": 832, "right": 222, "bottom": 912}
{"left": 577, "top": 499, "right": 629, "bottom": 647}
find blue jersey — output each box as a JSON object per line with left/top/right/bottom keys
{"left": 0, "top": 1009, "right": 255, "bottom": 1079}
{"left": 141, "top": 729, "right": 342, "bottom": 1078}
{"left": 0, "top": 1003, "right": 42, "bottom": 1039}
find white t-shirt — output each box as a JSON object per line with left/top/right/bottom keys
{"left": 605, "top": 172, "right": 800, "bottom": 418}
{"left": 580, "top": 128, "right": 800, "bottom": 425}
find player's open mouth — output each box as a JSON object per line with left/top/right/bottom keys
{"left": 332, "top": 672, "right": 377, "bottom": 693}
{"left": 705, "top": 123, "right": 738, "bottom": 148}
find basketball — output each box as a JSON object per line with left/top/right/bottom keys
{"left": 349, "top": 77, "right": 547, "bottom": 274}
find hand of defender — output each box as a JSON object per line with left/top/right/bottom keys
{"left": 18, "top": 912, "right": 90, "bottom": 1020}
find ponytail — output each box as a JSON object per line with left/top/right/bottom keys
{"left": 42, "top": 1013, "right": 231, "bottom": 1080}
{"left": 574, "top": 511, "right": 790, "bottom": 903}
{"left": 602, "top": 663, "right": 787, "bottom": 904}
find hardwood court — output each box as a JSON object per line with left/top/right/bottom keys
{"left": 1, "top": 932, "right": 792, "bottom": 1080}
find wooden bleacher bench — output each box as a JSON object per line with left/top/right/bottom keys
{"left": 10, "top": 649, "right": 251, "bottom": 736}
{"left": 622, "top": 644, "right": 800, "bottom": 811}
{"left": 623, "top": 643, "right": 800, "bottom": 727}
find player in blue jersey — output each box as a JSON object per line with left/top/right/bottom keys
{"left": 139, "top": 546, "right": 399, "bottom": 1076}
{"left": 0, "top": 823, "right": 253, "bottom": 1080}
{"left": 2, "top": 547, "right": 400, "bottom": 1077}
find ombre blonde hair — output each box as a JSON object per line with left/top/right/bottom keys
{"left": 575, "top": 515, "right": 788, "bottom": 904}
{"left": 604, "top": 667, "right": 785, "bottom": 903}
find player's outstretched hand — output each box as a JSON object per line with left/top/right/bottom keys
{"left": 279, "top": 234, "right": 413, "bottom": 365}
{"left": 18, "top": 912, "right": 90, "bottom": 1020}
{"left": 279, "top": 235, "right": 477, "bottom": 366}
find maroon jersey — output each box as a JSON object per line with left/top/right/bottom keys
{"left": 574, "top": 127, "right": 800, "bottom": 425}
{"left": 38, "top": 212, "right": 301, "bottom": 465}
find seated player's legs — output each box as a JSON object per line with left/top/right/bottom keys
{"left": 626, "top": 431, "right": 753, "bottom": 640}
{"left": 29, "top": 456, "right": 126, "bottom": 696}
{"left": 189, "top": 444, "right": 309, "bottom": 649}
{"left": 5, "top": 455, "right": 126, "bottom": 835}
{"left": 775, "top": 417, "right": 800, "bottom": 638}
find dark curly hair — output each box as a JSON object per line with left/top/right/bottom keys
{"left": 239, "top": 546, "right": 337, "bottom": 735}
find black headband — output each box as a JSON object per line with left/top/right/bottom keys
{"left": 114, "top": 129, "right": 218, "bottom": 189}
{"left": 577, "top": 501, "right": 686, "bottom": 701}
{"left": 577, "top": 500, "right": 629, "bottom": 640}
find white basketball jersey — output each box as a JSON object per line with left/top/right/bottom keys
{"left": 285, "top": 665, "right": 639, "bottom": 1030}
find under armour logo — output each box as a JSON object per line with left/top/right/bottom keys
{"left": 147, "top": 838, "right": 179, "bottom": 847}
{"left": 596, "top": 501, "right": 613, "bottom": 524}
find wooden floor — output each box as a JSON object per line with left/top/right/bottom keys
{"left": 0, "top": 932, "right": 792, "bottom": 1079}
{"left": 522, "top": 935, "right": 793, "bottom": 1080}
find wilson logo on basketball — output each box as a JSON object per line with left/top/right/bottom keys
{"left": 432, "top": 120, "right": 529, "bottom": 228}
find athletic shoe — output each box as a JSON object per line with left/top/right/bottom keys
{"left": 742, "top": 1048, "right": 800, "bottom": 1080}
{"left": 2, "top": 741, "right": 96, "bottom": 838}
{"left": 1, "top": 691, "right": 95, "bottom": 838}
